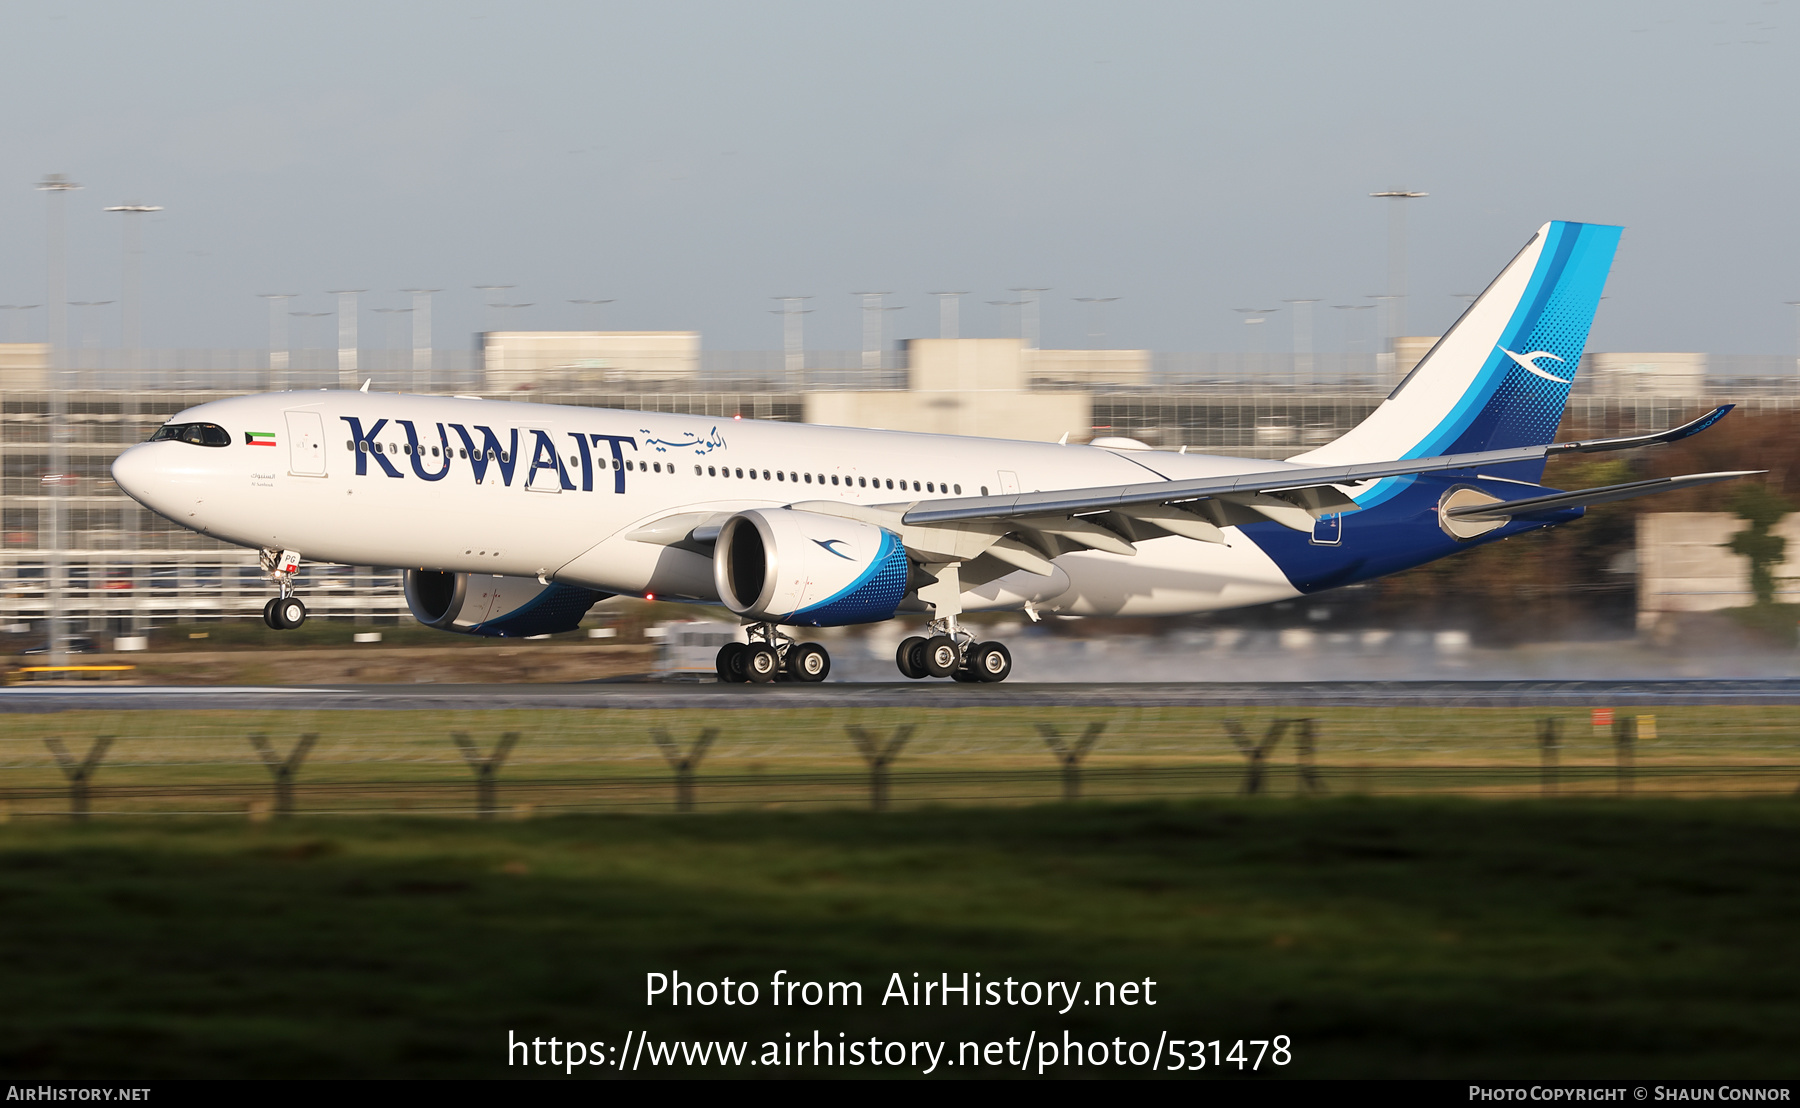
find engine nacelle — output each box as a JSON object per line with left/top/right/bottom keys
{"left": 714, "top": 508, "right": 910, "bottom": 626}
{"left": 404, "top": 570, "right": 608, "bottom": 637}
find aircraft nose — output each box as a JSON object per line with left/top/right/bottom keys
{"left": 110, "top": 444, "right": 159, "bottom": 506}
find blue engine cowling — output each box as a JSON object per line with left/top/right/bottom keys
{"left": 713, "top": 508, "right": 910, "bottom": 626}
{"left": 404, "top": 570, "right": 609, "bottom": 637}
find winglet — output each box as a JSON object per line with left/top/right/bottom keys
{"left": 359, "top": 379, "right": 371, "bottom": 393}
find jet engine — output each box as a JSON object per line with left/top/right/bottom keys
{"left": 713, "top": 508, "right": 910, "bottom": 626}
{"left": 403, "top": 570, "right": 608, "bottom": 637}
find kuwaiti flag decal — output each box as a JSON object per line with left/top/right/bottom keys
{"left": 245, "top": 431, "right": 277, "bottom": 447}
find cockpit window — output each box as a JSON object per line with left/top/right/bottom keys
{"left": 148, "top": 422, "right": 232, "bottom": 447}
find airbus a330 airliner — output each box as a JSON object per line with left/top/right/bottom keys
{"left": 111, "top": 222, "right": 1752, "bottom": 683}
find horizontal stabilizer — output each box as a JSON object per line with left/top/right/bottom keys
{"left": 1444, "top": 470, "right": 1762, "bottom": 521}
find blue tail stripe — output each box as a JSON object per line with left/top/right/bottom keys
{"left": 1351, "top": 221, "right": 1620, "bottom": 510}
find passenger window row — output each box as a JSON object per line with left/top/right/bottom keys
{"left": 691, "top": 465, "right": 961, "bottom": 495}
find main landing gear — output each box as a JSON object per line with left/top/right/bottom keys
{"left": 893, "top": 560, "right": 1013, "bottom": 682}
{"left": 715, "top": 623, "right": 831, "bottom": 684}
{"left": 895, "top": 624, "right": 1012, "bottom": 683}
{"left": 260, "top": 547, "right": 308, "bottom": 630}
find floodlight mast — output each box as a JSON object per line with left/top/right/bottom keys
{"left": 1283, "top": 299, "right": 1320, "bottom": 382}
{"left": 1370, "top": 190, "right": 1427, "bottom": 347}
{"left": 1073, "top": 297, "right": 1120, "bottom": 348}
{"left": 853, "top": 292, "right": 901, "bottom": 371}
{"left": 1010, "top": 287, "right": 1051, "bottom": 349}
{"left": 104, "top": 204, "right": 162, "bottom": 371}
{"left": 770, "top": 297, "right": 811, "bottom": 388}
{"left": 1786, "top": 301, "right": 1800, "bottom": 371}
{"left": 326, "top": 290, "right": 366, "bottom": 388}
{"left": 36, "top": 174, "right": 80, "bottom": 667}
{"left": 928, "top": 291, "right": 970, "bottom": 340}
{"left": 404, "top": 289, "right": 443, "bottom": 385}
{"left": 257, "top": 294, "right": 299, "bottom": 373}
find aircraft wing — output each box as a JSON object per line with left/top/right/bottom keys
{"left": 900, "top": 404, "right": 1737, "bottom": 530}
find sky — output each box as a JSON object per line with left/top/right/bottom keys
{"left": 2, "top": 0, "right": 1797, "bottom": 356}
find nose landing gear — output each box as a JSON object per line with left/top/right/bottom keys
{"left": 714, "top": 623, "right": 831, "bottom": 683}
{"left": 260, "top": 548, "right": 307, "bottom": 630}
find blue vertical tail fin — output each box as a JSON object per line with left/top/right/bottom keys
{"left": 1294, "top": 220, "right": 1622, "bottom": 482}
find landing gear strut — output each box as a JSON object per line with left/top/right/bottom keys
{"left": 896, "top": 621, "right": 1011, "bottom": 683}
{"left": 894, "top": 561, "right": 1013, "bottom": 682}
{"left": 715, "top": 623, "right": 831, "bottom": 684}
{"left": 260, "top": 548, "right": 307, "bottom": 630}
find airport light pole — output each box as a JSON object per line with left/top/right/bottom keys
{"left": 568, "top": 299, "right": 614, "bottom": 330}
{"left": 928, "top": 291, "right": 969, "bottom": 340}
{"left": 987, "top": 300, "right": 1027, "bottom": 341}
{"left": 1365, "top": 294, "right": 1399, "bottom": 357}
{"left": 473, "top": 286, "right": 515, "bottom": 336}
{"left": 1283, "top": 299, "right": 1320, "bottom": 384}
{"left": 326, "top": 290, "right": 365, "bottom": 389}
{"left": 67, "top": 301, "right": 115, "bottom": 366}
{"left": 771, "top": 297, "right": 811, "bottom": 389}
{"left": 288, "top": 311, "right": 330, "bottom": 387}
{"left": 1009, "top": 287, "right": 1051, "bottom": 349}
{"left": 1787, "top": 301, "right": 1800, "bottom": 374}
{"left": 104, "top": 204, "right": 161, "bottom": 372}
{"left": 37, "top": 174, "right": 80, "bottom": 667}
{"left": 1073, "top": 297, "right": 1120, "bottom": 348}
{"left": 853, "top": 292, "right": 898, "bottom": 371}
{"left": 1370, "top": 190, "right": 1426, "bottom": 348}
{"left": 1234, "top": 308, "right": 1278, "bottom": 372}
{"left": 405, "top": 289, "right": 442, "bottom": 387}
{"left": 0, "top": 305, "right": 41, "bottom": 343}
{"left": 372, "top": 308, "right": 413, "bottom": 388}
{"left": 1332, "top": 304, "right": 1377, "bottom": 380}
{"left": 257, "top": 294, "right": 298, "bottom": 375}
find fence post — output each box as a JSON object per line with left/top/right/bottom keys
{"left": 1223, "top": 719, "right": 1288, "bottom": 795}
{"left": 1538, "top": 718, "right": 1560, "bottom": 797}
{"left": 453, "top": 732, "right": 521, "bottom": 819}
{"left": 653, "top": 728, "right": 718, "bottom": 813}
{"left": 44, "top": 736, "right": 112, "bottom": 821}
{"left": 249, "top": 733, "right": 319, "bottom": 818}
{"left": 1037, "top": 722, "right": 1106, "bottom": 801}
{"left": 1613, "top": 715, "right": 1636, "bottom": 797}
{"left": 1294, "top": 718, "right": 1326, "bottom": 796}
{"left": 847, "top": 725, "right": 915, "bottom": 812}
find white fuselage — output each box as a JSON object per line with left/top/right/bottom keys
{"left": 110, "top": 390, "right": 1308, "bottom": 619}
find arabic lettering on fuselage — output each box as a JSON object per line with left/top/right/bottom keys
{"left": 640, "top": 426, "right": 727, "bottom": 455}
{"left": 340, "top": 415, "right": 677, "bottom": 493}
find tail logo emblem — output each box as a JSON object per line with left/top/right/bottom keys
{"left": 1499, "top": 347, "right": 1572, "bottom": 384}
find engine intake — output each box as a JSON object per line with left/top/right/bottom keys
{"left": 713, "top": 509, "right": 910, "bottom": 626}
{"left": 404, "top": 570, "right": 608, "bottom": 637}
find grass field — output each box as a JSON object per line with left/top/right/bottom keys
{"left": 0, "top": 798, "right": 1796, "bottom": 1079}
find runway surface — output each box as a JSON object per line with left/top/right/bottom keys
{"left": 5, "top": 678, "right": 1800, "bottom": 711}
